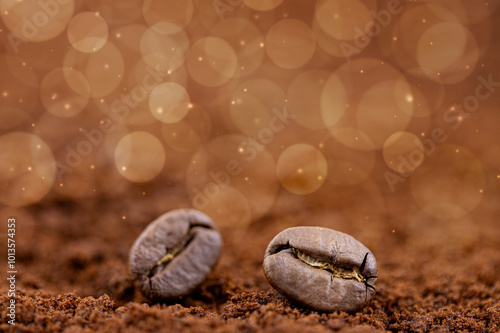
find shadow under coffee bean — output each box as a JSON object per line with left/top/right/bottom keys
{"left": 263, "top": 226, "right": 377, "bottom": 312}
{"left": 129, "top": 209, "right": 222, "bottom": 301}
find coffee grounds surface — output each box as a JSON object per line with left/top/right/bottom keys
{"left": 1, "top": 188, "right": 499, "bottom": 333}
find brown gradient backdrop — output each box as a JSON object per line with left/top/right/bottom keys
{"left": 0, "top": 0, "right": 499, "bottom": 332}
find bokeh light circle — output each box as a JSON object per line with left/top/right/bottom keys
{"left": 276, "top": 144, "right": 327, "bottom": 195}
{"left": 0, "top": 132, "right": 56, "bottom": 207}
{"left": 142, "top": 0, "right": 193, "bottom": 35}
{"left": 398, "top": 68, "right": 445, "bottom": 118}
{"left": 356, "top": 79, "right": 413, "bottom": 149}
{"left": 288, "top": 69, "right": 331, "bottom": 129}
{"left": 390, "top": 4, "right": 462, "bottom": 74}
{"left": 320, "top": 73, "right": 348, "bottom": 128}
{"left": 85, "top": 42, "right": 124, "bottom": 98}
{"left": 67, "top": 11, "right": 109, "bottom": 53}
{"left": 186, "top": 37, "right": 237, "bottom": 87}
{"left": 39, "top": 67, "right": 90, "bottom": 117}
{"left": 229, "top": 79, "right": 287, "bottom": 137}
{"left": 383, "top": 131, "right": 424, "bottom": 173}
{"left": 64, "top": 42, "right": 125, "bottom": 98}
{"left": 265, "top": 19, "right": 316, "bottom": 70}
{"left": 114, "top": 132, "right": 166, "bottom": 182}
{"left": 186, "top": 134, "right": 279, "bottom": 222}
{"left": 417, "top": 22, "right": 467, "bottom": 76}
{"left": 312, "top": 17, "right": 349, "bottom": 58}
{"left": 321, "top": 59, "right": 414, "bottom": 151}
{"left": 139, "top": 25, "right": 189, "bottom": 72}
{"left": 210, "top": 17, "right": 265, "bottom": 78}
{"left": 0, "top": 0, "right": 75, "bottom": 42}
{"left": 149, "top": 82, "right": 191, "bottom": 124}
{"left": 196, "top": 185, "right": 252, "bottom": 231}
{"left": 384, "top": 3, "right": 480, "bottom": 84}
{"left": 417, "top": 22, "right": 479, "bottom": 84}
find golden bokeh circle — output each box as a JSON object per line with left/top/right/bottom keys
{"left": 0, "top": 0, "right": 75, "bottom": 42}
{"left": 186, "top": 134, "right": 279, "bottom": 222}
{"left": 417, "top": 22, "right": 479, "bottom": 84}
{"left": 276, "top": 143, "right": 327, "bottom": 195}
{"left": 229, "top": 78, "right": 287, "bottom": 137}
{"left": 139, "top": 25, "right": 189, "bottom": 72}
{"left": 64, "top": 42, "right": 125, "bottom": 98}
{"left": 209, "top": 17, "right": 265, "bottom": 78}
{"left": 39, "top": 67, "right": 90, "bottom": 118}
{"left": 149, "top": 82, "right": 191, "bottom": 124}
{"left": 67, "top": 11, "right": 109, "bottom": 53}
{"left": 288, "top": 69, "right": 331, "bottom": 130}
{"left": 265, "top": 19, "right": 316, "bottom": 70}
{"left": 321, "top": 58, "right": 414, "bottom": 151}
{"left": 114, "top": 132, "right": 166, "bottom": 182}
{"left": 0, "top": 132, "right": 56, "bottom": 207}
{"left": 195, "top": 185, "right": 252, "bottom": 232}
{"left": 383, "top": 131, "right": 424, "bottom": 173}
{"left": 186, "top": 37, "right": 237, "bottom": 87}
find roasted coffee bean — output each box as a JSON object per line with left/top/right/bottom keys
{"left": 263, "top": 226, "right": 377, "bottom": 312}
{"left": 129, "top": 209, "right": 222, "bottom": 301}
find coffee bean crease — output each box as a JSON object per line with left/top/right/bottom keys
{"left": 292, "top": 248, "right": 366, "bottom": 283}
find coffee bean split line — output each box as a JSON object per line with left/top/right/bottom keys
{"left": 145, "top": 233, "right": 194, "bottom": 279}
{"left": 143, "top": 221, "right": 214, "bottom": 279}
{"left": 292, "top": 247, "right": 366, "bottom": 283}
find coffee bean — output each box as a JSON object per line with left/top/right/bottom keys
{"left": 129, "top": 209, "right": 222, "bottom": 301}
{"left": 263, "top": 226, "right": 377, "bottom": 312}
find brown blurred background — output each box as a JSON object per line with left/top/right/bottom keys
{"left": 0, "top": 0, "right": 499, "bottom": 247}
